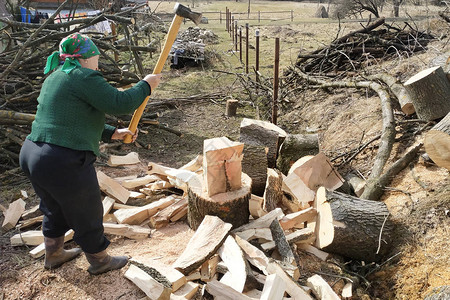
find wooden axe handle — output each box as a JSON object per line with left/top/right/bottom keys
{"left": 123, "top": 14, "right": 184, "bottom": 144}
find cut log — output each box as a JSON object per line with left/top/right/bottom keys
{"left": 289, "top": 153, "right": 344, "bottom": 191}
{"left": 262, "top": 228, "right": 314, "bottom": 251}
{"left": 11, "top": 230, "right": 44, "bottom": 246}
{"left": 102, "top": 196, "right": 116, "bottom": 217}
{"left": 242, "top": 144, "right": 268, "bottom": 196}
{"left": 97, "top": 171, "right": 130, "bottom": 204}
{"left": 187, "top": 173, "right": 251, "bottom": 230}
{"left": 277, "top": 134, "right": 320, "bottom": 175}
{"left": 173, "top": 215, "right": 232, "bottom": 275}
{"left": 2, "top": 198, "right": 26, "bottom": 230}
{"left": 266, "top": 261, "right": 313, "bottom": 299}
{"left": 150, "top": 197, "right": 187, "bottom": 229}
{"left": 323, "top": 190, "right": 394, "bottom": 262}
{"left": 218, "top": 236, "right": 247, "bottom": 292}
{"left": 113, "top": 195, "right": 176, "bottom": 225}
{"left": 124, "top": 264, "right": 172, "bottom": 300}
{"left": 404, "top": 66, "right": 450, "bottom": 121}
{"left": 103, "top": 223, "right": 151, "bottom": 239}
{"left": 306, "top": 274, "right": 340, "bottom": 300}
{"left": 170, "top": 281, "right": 199, "bottom": 300}
{"left": 239, "top": 118, "right": 287, "bottom": 168}
{"left": 424, "top": 112, "right": 450, "bottom": 170}
{"left": 107, "top": 151, "right": 140, "bottom": 166}
{"left": 226, "top": 99, "right": 239, "bottom": 117}
{"left": 283, "top": 171, "right": 316, "bottom": 205}
{"left": 234, "top": 234, "right": 269, "bottom": 275}
{"left": 263, "top": 168, "right": 283, "bottom": 212}
{"left": 233, "top": 207, "right": 284, "bottom": 233}
{"left": 344, "top": 173, "right": 366, "bottom": 197}
{"left": 297, "top": 244, "right": 329, "bottom": 261}
{"left": 249, "top": 194, "right": 266, "bottom": 219}
{"left": 203, "top": 136, "right": 244, "bottom": 197}
{"left": 314, "top": 187, "right": 334, "bottom": 249}
{"left": 269, "top": 220, "right": 296, "bottom": 265}
{"left": 205, "top": 280, "right": 253, "bottom": 300}
{"left": 280, "top": 207, "right": 317, "bottom": 230}
{"left": 120, "top": 174, "right": 161, "bottom": 189}
{"left": 261, "top": 274, "right": 286, "bottom": 300}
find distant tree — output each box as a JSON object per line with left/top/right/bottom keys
{"left": 332, "top": 0, "right": 384, "bottom": 18}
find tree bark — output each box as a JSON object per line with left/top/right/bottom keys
{"left": 226, "top": 99, "right": 239, "bottom": 117}
{"left": 242, "top": 144, "right": 267, "bottom": 196}
{"left": 404, "top": 66, "right": 450, "bottom": 121}
{"left": 187, "top": 173, "right": 251, "bottom": 230}
{"left": 322, "top": 190, "right": 394, "bottom": 262}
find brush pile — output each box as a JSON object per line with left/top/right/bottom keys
{"left": 296, "top": 18, "right": 435, "bottom": 74}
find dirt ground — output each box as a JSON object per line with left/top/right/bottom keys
{"left": 1, "top": 15, "right": 450, "bottom": 300}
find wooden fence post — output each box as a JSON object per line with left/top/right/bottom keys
{"left": 258, "top": 11, "right": 260, "bottom": 23}
{"left": 255, "top": 29, "right": 260, "bottom": 75}
{"left": 291, "top": 10, "right": 293, "bottom": 22}
{"left": 220, "top": 11, "right": 222, "bottom": 24}
{"left": 226, "top": 7, "right": 228, "bottom": 31}
{"left": 272, "top": 37, "right": 280, "bottom": 125}
{"left": 239, "top": 26, "right": 242, "bottom": 63}
{"left": 235, "top": 21, "right": 238, "bottom": 52}
{"left": 232, "top": 16, "right": 235, "bottom": 44}
{"left": 245, "top": 23, "right": 249, "bottom": 74}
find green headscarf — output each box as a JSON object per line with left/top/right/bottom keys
{"left": 44, "top": 33, "right": 100, "bottom": 74}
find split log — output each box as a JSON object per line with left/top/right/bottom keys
{"left": 21, "top": 205, "right": 41, "bottom": 220}
{"left": 11, "top": 230, "right": 44, "bottom": 246}
{"left": 148, "top": 162, "right": 197, "bottom": 194}
{"left": 234, "top": 235, "right": 270, "bottom": 275}
{"left": 113, "top": 195, "right": 176, "bottom": 225}
{"left": 424, "top": 112, "right": 450, "bottom": 170}
{"left": 239, "top": 118, "right": 287, "bottom": 168}
{"left": 314, "top": 187, "right": 334, "bottom": 249}
{"left": 124, "top": 264, "right": 172, "bottom": 300}
{"left": 342, "top": 282, "right": 353, "bottom": 298}
{"left": 205, "top": 280, "right": 253, "bottom": 300}
{"left": 102, "top": 197, "right": 116, "bottom": 217}
{"left": 263, "top": 169, "right": 283, "bottom": 212}
{"left": 171, "top": 281, "right": 199, "bottom": 300}
{"left": 2, "top": 198, "right": 26, "bottom": 230}
{"left": 149, "top": 197, "right": 187, "bottom": 229}
{"left": 268, "top": 220, "right": 296, "bottom": 265}
{"left": 203, "top": 136, "right": 244, "bottom": 197}
{"left": 180, "top": 154, "right": 203, "bottom": 173}
{"left": 344, "top": 173, "right": 366, "bottom": 197}
{"left": 173, "top": 215, "right": 232, "bottom": 275}
{"left": 235, "top": 228, "right": 272, "bottom": 242}
{"left": 322, "top": 190, "right": 394, "bottom": 262}
{"left": 249, "top": 194, "right": 266, "bottom": 219}
{"left": 242, "top": 144, "right": 268, "bottom": 196}
{"left": 103, "top": 223, "right": 151, "bottom": 239}
{"left": 97, "top": 171, "right": 130, "bottom": 204}
{"left": 279, "top": 207, "right": 317, "bottom": 230}
{"left": 29, "top": 230, "right": 74, "bottom": 258}
{"left": 217, "top": 236, "right": 247, "bottom": 292}
{"left": 297, "top": 244, "right": 329, "bottom": 261}
{"left": 307, "top": 274, "right": 340, "bottom": 300}
{"left": 404, "top": 66, "right": 450, "bottom": 121}
{"left": 277, "top": 134, "right": 319, "bottom": 175}
{"left": 18, "top": 215, "right": 44, "bottom": 230}
{"left": 261, "top": 228, "right": 314, "bottom": 251}
{"left": 233, "top": 207, "right": 284, "bottom": 233}
{"left": 107, "top": 152, "right": 140, "bottom": 166}
{"left": 187, "top": 173, "right": 251, "bottom": 230}
{"left": 200, "top": 255, "right": 220, "bottom": 282}
{"left": 261, "top": 274, "right": 286, "bottom": 300}
{"left": 266, "top": 261, "right": 313, "bottom": 299}
{"left": 283, "top": 171, "right": 316, "bottom": 205}
{"left": 226, "top": 99, "right": 239, "bottom": 117}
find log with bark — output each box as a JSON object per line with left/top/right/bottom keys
{"left": 276, "top": 133, "right": 320, "bottom": 175}
{"left": 424, "top": 112, "right": 450, "bottom": 170}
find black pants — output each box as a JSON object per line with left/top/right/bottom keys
{"left": 19, "top": 139, "right": 110, "bottom": 254}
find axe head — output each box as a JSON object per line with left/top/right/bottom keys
{"left": 174, "top": 3, "right": 202, "bottom": 25}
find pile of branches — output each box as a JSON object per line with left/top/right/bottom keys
{"left": 0, "top": 1, "right": 164, "bottom": 112}
{"left": 296, "top": 18, "right": 435, "bottom": 74}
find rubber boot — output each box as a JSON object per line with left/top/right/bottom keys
{"left": 44, "top": 236, "right": 82, "bottom": 269}
{"left": 84, "top": 250, "right": 128, "bottom": 275}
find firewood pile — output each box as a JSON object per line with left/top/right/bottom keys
{"left": 296, "top": 18, "right": 435, "bottom": 74}
{"left": 169, "top": 27, "right": 219, "bottom": 62}
{"left": 4, "top": 118, "right": 401, "bottom": 299}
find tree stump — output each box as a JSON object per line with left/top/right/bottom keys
{"left": 187, "top": 173, "right": 252, "bottom": 230}
{"left": 225, "top": 99, "right": 239, "bottom": 117}
{"left": 424, "top": 112, "right": 450, "bottom": 170}
{"left": 403, "top": 66, "right": 450, "bottom": 121}
{"left": 240, "top": 118, "right": 287, "bottom": 168}
{"left": 276, "top": 133, "right": 319, "bottom": 175}
{"left": 242, "top": 144, "right": 268, "bottom": 196}
{"left": 322, "top": 191, "right": 394, "bottom": 262}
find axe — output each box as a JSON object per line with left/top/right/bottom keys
{"left": 124, "top": 3, "right": 202, "bottom": 143}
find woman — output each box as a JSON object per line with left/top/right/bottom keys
{"left": 19, "top": 33, "right": 161, "bottom": 275}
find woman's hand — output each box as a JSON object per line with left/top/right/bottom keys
{"left": 143, "top": 74, "right": 162, "bottom": 91}
{"left": 111, "top": 128, "right": 139, "bottom": 143}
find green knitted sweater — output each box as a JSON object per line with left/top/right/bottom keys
{"left": 27, "top": 67, "right": 150, "bottom": 156}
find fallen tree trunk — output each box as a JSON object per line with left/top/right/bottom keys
{"left": 276, "top": 133, "right": 319, "bottom": 175}
{"left": 322, "top": 190, "right": 394, "bottom": 262}
{"left": 424, "top": 112, "right": 450, "bottom": 170}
